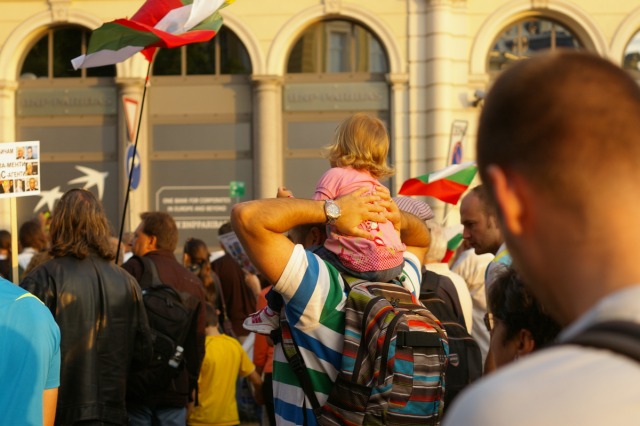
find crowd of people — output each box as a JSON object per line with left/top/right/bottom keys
{"left": 1, "top": 192, "right": 267, "bottom": 425}
{"left": 2, "top": 49, "right": 640, "bottom": 426}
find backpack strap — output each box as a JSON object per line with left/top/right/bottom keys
{"left": 277, "top": 272, "right": 365, "bottom": 421}
{"left": 135, "top": 255, "right": 163, "bottom": 288}
{"left": 280, "top": 316, "right": 323, "bottom": 420}
{"left": 565, "top": 320, "right": 640, "bottom": 363}
{"left": 420, "top": 270, "right": 440, "bottom": 296}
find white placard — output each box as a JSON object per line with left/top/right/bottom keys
{"left": 0, "top": 141, "right": 41, "bottom": 198}
{"left": 218, "top": 231, "right": 259, "bottom": 275}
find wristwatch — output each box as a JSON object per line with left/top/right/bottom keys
{"left": 324, "top": 199, "right": 341, "bottom": 224}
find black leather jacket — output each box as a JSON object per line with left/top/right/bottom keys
{"left": 21, "top": 254, "right": 152, "bottom": 425}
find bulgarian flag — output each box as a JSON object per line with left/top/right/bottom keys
{"left": 71, "top": 0, "right": 234, "bottom": 70}
{"left": 398, "top": 161, "right": 477, "bottom": 205}
{"left": 442, "top": 232, "right": 464, "bottom": 263}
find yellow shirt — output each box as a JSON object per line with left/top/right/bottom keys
{"left": 188, "top": 334, "right": 255, "bottom": 426}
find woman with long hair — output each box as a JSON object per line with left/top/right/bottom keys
{"left": 183, "top": 238, "right": 228, "bottom": 334}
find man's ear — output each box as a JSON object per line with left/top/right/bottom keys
{"left": 148, "top": 234, "right": 158, "bottom": 250}
{"left": 485, "top": 165, "right": 527, "bottom": 236}
{"left": 517, "top": 328, "right": 536, "bottom": 357}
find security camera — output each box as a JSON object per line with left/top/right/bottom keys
{"left": 471, "top": 89, "right": 486, "bottom": 107}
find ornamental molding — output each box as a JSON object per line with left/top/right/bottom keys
{"left": 531, "top": 0, "right": 551, "bottom": 9}
{"left": 48, "top": 0, "right": 71, "bottom": 22}
{"left": 324, "top": 0, "right": 342, "bottom": 15}
{"left": 425, "top": 0, "right": 467, "bottom": 6}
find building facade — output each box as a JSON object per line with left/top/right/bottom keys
{"left": 1, "top": 0, "right": 639, "bottom": 248}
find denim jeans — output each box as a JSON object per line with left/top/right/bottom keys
{"left": 127, "top": 405, "right": 186, "bottom": 426}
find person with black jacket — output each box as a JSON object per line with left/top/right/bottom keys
{"left": 123, "top": 211, "right": 207, "bottom": 426}
{"left": 20, "top": 189, "right": 153, "bottom": 425}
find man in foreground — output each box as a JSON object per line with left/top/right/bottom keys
{"left": 231, "top": 187, "right": 430, "bottom": 425}
{"left": 444, "top": 51, "right": 640, "bottom": 425}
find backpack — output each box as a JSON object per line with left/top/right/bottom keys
{"left": 564, "top": 320, "right": 640, "bottom": 362}
{"left": 281, "top": 275, "right": 449, "bottom": 426}
{"left": 420, "top": 271, "right": 483, "bottom": 410}
{"left": 128, "top": 256, "right": 195, "bottom": 395}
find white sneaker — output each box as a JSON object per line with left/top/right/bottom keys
{"left": 243, "top": 307, "right": 280, "bottom": 335}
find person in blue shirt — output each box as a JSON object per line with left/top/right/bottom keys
{"left": 0, "top": 278, "right": 60, "bottom": 425}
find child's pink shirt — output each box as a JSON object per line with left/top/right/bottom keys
{"left": 313, "top": 166, "right": 405, "bottom": 272}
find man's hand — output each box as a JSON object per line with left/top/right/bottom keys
{"left": 232, "top": 186, "right": 392, "bottom": 284}
{"left": 373, "top": 186, "right": 401, "bottom": 233}
{"left": 333, "top": 187, "right": 388, "bottom": 240}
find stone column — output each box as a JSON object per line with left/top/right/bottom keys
{"left": 0, "top": 80, "right": 17, "bottom": 143}
{"left": 386, "top": 73, "right": 410, "bottom": 192}
{"left": 0, "top": 79, "right": 17, "bottom": 268}
{"left": 116, "top": 77, "right": 147, "bottom": 233}
{"left": 409, "top": 0, "right": 469, "bottom": 217}
{"left": 423, "top": 0, "right": 469, "bottom": 165}
{"left": 251, "top": 75, "right": 283, "bottom": 200}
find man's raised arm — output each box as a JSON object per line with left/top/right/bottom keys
{"left": 231, "top": 187, "right": 387, "bottom": 284}
{"left": 399, "top": 210, "right": 430, "bottom": 263}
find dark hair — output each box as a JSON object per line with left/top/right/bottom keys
{"left": 0, "top": 230, "right": 11, "bottom": 251}
{"left": 49, "top": 189, "right": 115, "bottom": 260}
{"left": 140, "top": 212, "right": 178, "bottom": 251}
{"left": 24, "top": 251, "right": 52, "bottom": 275}
{"left": 18, "top": 220, "right": 47, "bottom": 251}
{"left": 205, "top": 302, "right": 219, "bottom": 328}
{"left": 488, "top": 268, "right": 561, "bottom": 349}
{"left": 218, "top": 222, "right": 233, "bottom": 237}
{"left": 477, "top": 51, "right": 640, "bottom": 206}
{"left": 183, "top": 238, "right": 214, "bottom": 289}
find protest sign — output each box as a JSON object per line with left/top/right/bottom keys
{"left": 218, "top": 231, "right": 259, "bottom": 275}
{"left": 0, "top": 141, "right": 40, "bottom": 198}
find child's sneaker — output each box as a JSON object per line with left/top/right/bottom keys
{"left": 243, "top": 306, "right": 280, "bottom": 335}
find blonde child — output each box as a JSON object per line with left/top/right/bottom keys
{"left": 244, "top": 113, "right": 405, "bottom": 334}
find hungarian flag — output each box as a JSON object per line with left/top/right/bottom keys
{"left": 71, "top": 0, "right": 234, "bottom": 70}
{"left": 398, "top": 162, "right": 477, "bottom": 205}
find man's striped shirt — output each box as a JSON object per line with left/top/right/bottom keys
{"left": 272, "top": 244, "right": 422, "bottom": 425}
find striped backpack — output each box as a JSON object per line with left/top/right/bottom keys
{"left": 281, "top": 276, "right": 449, "bottom": 426}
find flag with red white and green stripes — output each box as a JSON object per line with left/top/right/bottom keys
{"left": 442, "top": 232, "right": 464, "bottom": 263}
{"left": 72, "top": 0, "right": 234, "bottom": 70}
{"left": 398, "top": 162, "right": 477, "bottom": 205}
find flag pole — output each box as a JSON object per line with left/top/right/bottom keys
{"left": 116, "top": 60, "right": 152, "bottom": 262}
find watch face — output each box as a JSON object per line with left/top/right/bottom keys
{"left": 325, "top": 200, "right": 341, "bottom": 221}
{"left": 327, "top": 203, "right": 340, "bottom": 218}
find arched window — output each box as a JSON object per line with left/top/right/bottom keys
{"left": 147, "top": 27, "right": 253, "bottom": 248}
{"left": 489, "top": 18, "right": 583, "bottom": 72}
{"left": 287, "top": 20, "right": 388, "bottom": 74}
{"left": 152, "top": 27, "right": 251, "bottom": 76}
{"left": 623, "top": 31, "right": 640, "bottom": 72}
{"left": 20, "top": 26, "right": 115, "bottom": 79}
{"left": 16, "top": 26, "right": 118, "bottom": 230}
{"left": 282, "top": 19, "right": 391, "bottom": 197}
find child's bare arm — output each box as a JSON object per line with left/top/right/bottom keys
{"left": 246, "top": 370, "right": 264, "bottom": 405}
